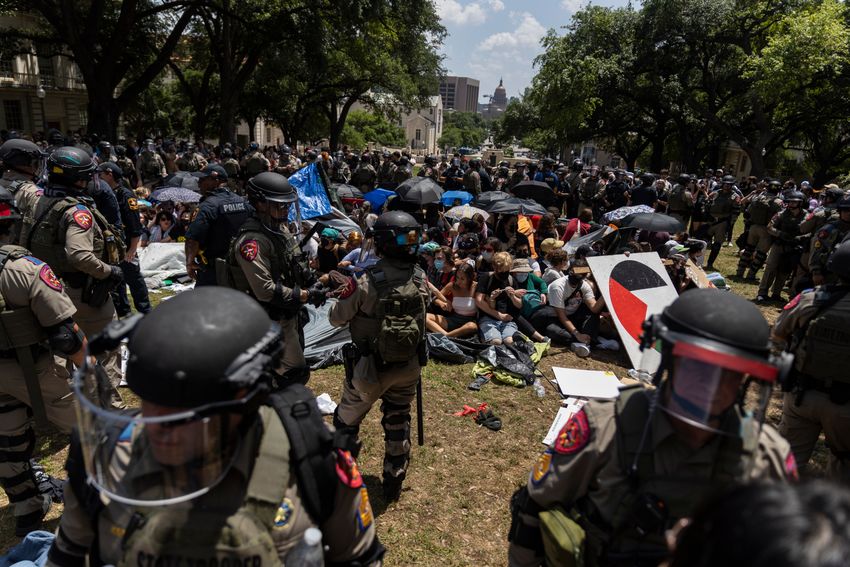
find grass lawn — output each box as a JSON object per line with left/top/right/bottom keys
{"left": 0, "top": 230, "right": 830, "bottom": 562}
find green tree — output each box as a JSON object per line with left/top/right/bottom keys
{"left": 439, "top": 111, "right": 486, "bottom": 149}
{"left": 339, "top": 110, "right": 405, "bottom": 149}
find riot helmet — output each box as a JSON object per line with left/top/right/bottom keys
{"left": 0, "top": 139, "right": 43, "bottom": 172}
{"left": 367, "top": 210, "right": 422, "bottom": 262}
{"left": 836, "top": 196, "right": 850, "bottom": 211}
{"left": 571, "top": 158, "right": 583, "bottom": 171}
{"left": 721, "top": 175, "right": 736, "bottom": 185}
{"left": 638, "top": 289, "right": 792, "bottom": 441}
{"left": 114, "top": 144, "right": 126, "bottom": 158}
{"left": 783, "top": 191, "right": 805, "bottom": 208}
{"left": 46, "top": 146, "right": 97, "bottom": 187}
{"left": 222, "top": 148, "right": 233, "bottom": 159}
{"left": 767, "top": 179, "right": 782, "bottom": 192}
{"left": 827, "top": 240, "right": 850, "bottom": 281}
{"left": 72, "top": 287, "right": 283, "bottom": 506}
{"left": 143, "top": 138, "right": 155, "bottom": 153}
{"left": 246, "top": 171, "right": 297, "bottom": 234}
{"left": 824, "top": 185, "right": 845, "bottom": 203}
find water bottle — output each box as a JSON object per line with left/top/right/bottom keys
{"left": 532, "top": 378, "right": 545, "bottom": 398}
{"left": 286, "top": 527, "right": 324, "bottom": 566}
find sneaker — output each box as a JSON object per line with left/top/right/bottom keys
{"left": 570, "top": 342, "right": 591, "bottom": 358}
{"left": 596, "top": 338, "right": 620, "bottom": 351}
{"left": 756, "top": 295, "right": 766, "bottom": 303}
{"left": 726, "top": 242, "right": 734, "bottom": 247}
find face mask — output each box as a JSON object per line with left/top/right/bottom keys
{"left": 482, "top": 251, "right": 493, "bottom": 261}
{"left": 514, "top": 273, "right": 528, "bottom": 283}
{"left": 434, "top": 260, "right": 445, "bottom": 271}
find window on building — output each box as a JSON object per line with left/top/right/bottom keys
{"left": 78, "top": 109, "right": 88, "bottom": 129}
{"left": 0, "top": 53, "right": 13, "bottom": 77}
{"left": 266, "top": 127, "right": 272, "bottom": 143}
{"left": 37, "top": 54, "right": 55, "bottom": 87}
{"left": 4, "top": 100, "right": 23, "bottom": 130}
{"left": 415, "top": 129, "right": 421, "bottom": 141}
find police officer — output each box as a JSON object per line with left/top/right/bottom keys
{"left": 463, "top": 159, "right": 482, "bottom": 196}
{"left": 0, "top": 187, "right": 84, "bottom": 535}
{"left": 757, "top": 191, "right": 806, "bottom": 302}
{"left": 223, "top": 172, "right": 323, "bottom": 384}
{"left": 508, "top": 289, "right": 796, "bottom": 567}
{"left": 390, "top": 156, "right": 412, "bottom": 186}
{"left": 737, "top": 179, "right": 783, "bottom": 280}
{"left": 241, "top": 141, "right": 270, "bottom": 178}
{"left": 185, "top": 164, "right": 253, "bottom": 286}
{"left": 418, "top": 155, "right": 439, "bottom": 181}
{"left": 578, "top": 166, "right": 601, "bottom": 218}
{"left": 327, "top": 211, "right": 429, "bottom": 502}
{"left": 534, "top": 158, "right": 560, "bottom": 192}
{"left": 175, "top": 142, "right": 207, "bottom": 172}
{"left": 112, "top": 144, "right": 138, "bottom": 186}
{"left": 704, "top": 175, "right": 741, "bottom": 270}
{"left": 220, "top": 147, "right": 241, "bottom": 180}
{"left": 602, "top": 169, "right": 630, "bottom": 213}
{"left": 0, "top": 139, "right": 43, "bottom": 197}
{"left": 666, "top": 173, "right": 695, "bottom": 228}
{"left": 97, "top": 162, "right": 151, "bottom": 316}
{"left": 351, "top": 152, "right": 378, "bottom": 192}
{"left": 136, "top": 139, "right": 166, "bottom": 189}
{"left": 508, "top": 162, "right": 527, "bottom": 191}
{"left": 809, "top": 196, "right": 850, "bottom": 286}
{"left": 794, "top": 185, "right": 845, "bottom": 291}
{"left": 331, "top": 150, "right": 351, "bottom": 183}
{"left": 17, "top": 147, "right": 125, "bottom": 405}
{"left": 46, "top": 287, "right": 385, "bottom": 566}
{"left": 773, "top": 239, "right": 850, "bottom": 480}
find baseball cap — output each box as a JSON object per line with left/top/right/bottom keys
{"left": 192, "top": 164, "right": 228, "bottom": 180}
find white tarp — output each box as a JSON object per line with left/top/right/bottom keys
{"left": 138, "top": 243, "right": 187, "bottom": 289}
{"left": 586, "top": 252, "right": 679, "bottom": 373}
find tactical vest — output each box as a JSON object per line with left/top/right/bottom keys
{"left": 667, "top": 185, "right": 687, "bottom": 212}
{"left": 577, "top": 386, "right": 748, "bottom": 564}
{"left": 747, "top": 193, "right": 778, "bottom": 226}
{"left": 22, "top": 196, "right": 125, "bottom": 277}
{"left": 351, "top": 165, "right": 375, "bottom": 188}
{"left": 116, "top": 157, "right": 135, "bottom": 180}
{"left": 580, "top": 179, "right": 599, "bottom": 203}
{"left": 774, "top": 210, "right": 803, "bottom": 241}
{"left": 796, "top": 290, "right": 850, "bottom": 382}
{"left": 709, "top": 192, "right": 735, "bottom": 220}
{"left": 0, "top": 245, "right": 47, "bottom": 350}
{"left": 245, "top": 153, "right": 267, "bottom": 177}
{"left": 223, "top": 218, "right": 309, "bottom": 301}
{"left": 139, "top": 153, "right": 162, "bottom": 181}
{"left": 222, "top": 158, "right": 240, "bottom": 179}
{"left": 348, "top": 261, "right": 426, "bottom": 364}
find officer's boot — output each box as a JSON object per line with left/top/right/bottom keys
{"left": 333, "top": 409, "right": 362, "bottom": 459}
{"left": 736, "top": 248, "right": 752, "bottom": 277}
{"left": 0, "top": 422, "right": 51, "bottom": 536}
{"left": 706, "top": 242, "right": 722, "bottom": 270}
{"left": 747, "top": 250, "right": 767, "bottom": 281}
{"left": 381, "top": 401, "right": 411, "bottom": 502}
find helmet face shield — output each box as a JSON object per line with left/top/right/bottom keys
{"left": 72, "top": 360, "right": 256, "bottom": 507}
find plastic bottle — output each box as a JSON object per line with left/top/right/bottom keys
{"left": 532, "top": 378, "right": 545, "bottom": 398}
{"left": 286, "top": 527, "right": 324, "bottom": 566}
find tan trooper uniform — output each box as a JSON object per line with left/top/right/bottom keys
{"left": 329, "top": 258, "right": 429, "bottom": 485}
{"left": 136, "top": 151, "right": 166, "bottom": 188}
{"left": 228, "top": 218, "right": 309, "bottom": 378}
{"left": 47, "top": 405, "right": 381, "bottom": 567}
{"left": 509, "top": 385, "right": 795, "bottom": 567}
{"left": 773, "top": 287, "right": 850, "bottom": 480}
{"left": 0, "top": 246, "right": 77, "bottom": 523}
{"left": 18, "top": 189, "right": 124, "bottom": 402}
{"left": 737, "top": 190, "right": 782, "bottom": 279}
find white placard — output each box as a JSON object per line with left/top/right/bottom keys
{"left": 586, "top": 252, "right": 679, "bottom": 373}
{"left": 552, "top": 367, "right": 621, "bottom": 399}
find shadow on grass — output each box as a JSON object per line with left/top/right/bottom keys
{"left": 363, "top": 474, "right": 399, "bottom": 518}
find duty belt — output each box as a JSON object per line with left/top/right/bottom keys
{"left": 60, "top": 272, "right": 87, "bottom": 288}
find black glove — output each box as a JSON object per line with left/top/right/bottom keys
{"left": 307, "top": 283, "right": 328, "bottom": 307}
{"left": 108, "top": 264, "right": 124, "bottom": 285}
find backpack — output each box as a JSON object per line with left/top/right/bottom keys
{"left": 365, "top": 265, "right": 426, "bottom": 364}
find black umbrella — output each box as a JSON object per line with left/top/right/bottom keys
{"left": 486, "top": 197, "right": 548, "bottom": 216}
{"left": 332, "top": 183, "right": 363, "bottom": 199}
{"left": 620, "top": 212, "right": 684, "bottom": 233}
{"left": 396, "top": 176, "right": 443, "bottom": 205}
{"left": 473, "top": 190, "right": 511, "bottom": 209}
{"left": 511, "top": 180, "right": 557, "bottom": 207}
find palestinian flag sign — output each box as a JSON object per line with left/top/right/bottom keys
{"left": 586, "top": 253, "right": 679, "bottom": 373}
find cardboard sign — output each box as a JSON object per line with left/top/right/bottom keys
{"left": 586, "top": 252, "right": 679, "bottom": 373}
{"left": 685, "top": 259, "right": 714, "bottom": 289}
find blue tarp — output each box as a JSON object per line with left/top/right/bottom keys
{"left": 363, "top": 188, "right": 396, "bottom": 210}
{"left": 288, "top": 163, "right": 332, "bottom": 221}
{"left": 441, "top": 190, "right": 473, "bottom": 207}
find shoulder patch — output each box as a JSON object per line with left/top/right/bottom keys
{"left": 39, "top": 264, "right": 62, "bottom": 291}
{"left": 335, "top": 449, "right": 364, "bottom": 489}
{"left": 356, "top": 486, "right": 373, "bottom": 532}
{"left": 72, "top": 206, "right": 93, "bottom": 230}
{"left": 239, "top": 239, "right": 259, "bottom": 262}
{"left": 818, "top": 228, "right": 831, "bottom": 240}
{"left": 531, "top": 449, "right": 553, "bottom": 486}
{"left": 127, "top": 197, "right": 139, "bottom": 211}
{"left": 273, "top": 497, "right": 294, "bottom": 529}
{"left": 785, "top": 452, "right": 799, "bottom": 481}
{"left": 553, "top": 409, "right": 590, "bottom": 455}
{"left": 784, "top": 293, "right": 802, "bottom": 311}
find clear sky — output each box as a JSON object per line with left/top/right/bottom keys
{"left": 436, "top": 0, "right": 632, "bottom": 103}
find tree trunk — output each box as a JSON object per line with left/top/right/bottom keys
{"left": 218, "top": 100, "right": 237, "bottom": 146}
{"left": 746, "top": 148, "right": 766, "bottom": 178}
{"left": 86, "top": 86, "right": 121, "bottom": 140}
{"left": 248, "top": 118, "right": 257, "bottom": 142}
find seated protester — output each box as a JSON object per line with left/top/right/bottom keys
{"left": 425, "top": 226, "right": 446, "bottom": 246}
{"left": 495, "top": 214, "right": 519, "bottom": 249}
{"left": 477, "top": 237, "right": 503, "bottom": 275}
{"left": 338, "top": 245, "right": 379, "bottom": 276}
{"left": 141, "top": 211, "right": 174, "bottom": 246}
{"left": 316, "top": 227, "right": 343, "bottom": 274}
{"left": 542, "top": 248, "right": 569, "bottom": 284}
{"left": 561, "top": 208, "right": 594, "bottom": 241}
{"left": 507, "top": 258, "right": 549, "bottom": 343}
{"left": 538, "top": 237, "right": 565, "bottom": 273}
{"left": 167, "top": 209, "right": 193, "bottom": 243}
{"left": 428, "top": 246, "right": 455, "bottom": 289}
{"left": 451, "top": 217, "right": 480, "bottom": 250}
{"left": 534, "top": 213, "right": 559, "bottom": 251}
{"left": 511, "top": 233, "right": 541, "bottom": 276}
{"left": 475, "top": 251, "right": 519, "bottom": 345}
{"left": 425, "top": 263, "right": 478, "bottom": 338}
{"left": 547, "top": 269, "right": 618, "bottom": 357}
{"left": 472, "top": 212, "right": 489, "bottom": 241}
{"left": 455, "top": 232, "right": 479, "bottom": 268}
